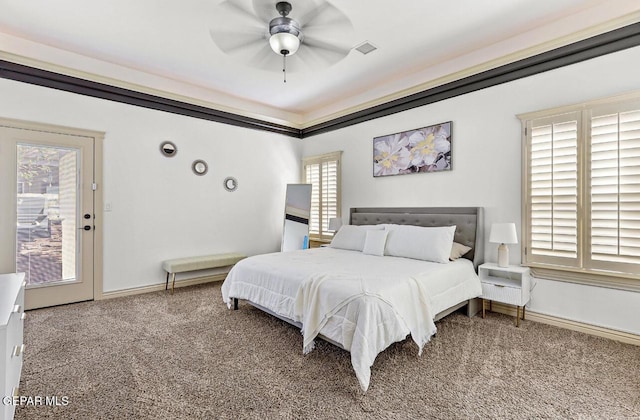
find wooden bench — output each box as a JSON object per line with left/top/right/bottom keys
{"left": 162, "top": 253, "right": 246, "bottom": 293}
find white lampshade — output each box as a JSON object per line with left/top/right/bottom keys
{"left": 489, "top": 223, "right": 518, "bottom": 267}
{"left": 489, "top": 223, "right": 518, "bottom": 244}
{"left": 269, "top": 32, "right": 300, "bottom": 56}
{"left": 328, "top": 218, "right": 342, "bottom": 232}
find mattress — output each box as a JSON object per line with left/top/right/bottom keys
{"left": 221, "top": 247, "right": 482, "bottom": 391}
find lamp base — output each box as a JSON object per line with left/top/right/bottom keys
{"left": 497, "top": 243, "right": 509, "bottom": 267}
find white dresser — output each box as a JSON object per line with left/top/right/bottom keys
{"left": 0, "top": 273, "right": 26, "bottom": 420}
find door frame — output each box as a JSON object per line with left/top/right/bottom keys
{"left": 0, "top": 117, "right": 104, "bottom": 302}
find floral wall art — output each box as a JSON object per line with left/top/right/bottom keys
{"left": 373, "top": 121, "right": 452, "bottom": 177}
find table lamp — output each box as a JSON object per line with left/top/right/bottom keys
{"left": 328, "top": 218, "right": 342, "bottom": 233}
{"left": 489, "top": 223, "right": 518, "bottom": 267}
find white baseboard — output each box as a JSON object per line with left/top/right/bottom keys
{"left": 487, "top": 302, "right": 640, "bottom": 346}
{"left": 100, "top": 280, "right": 639, "bottom": 347}
{"left": 99, "top": 273, "right": 227, "bottom": 300}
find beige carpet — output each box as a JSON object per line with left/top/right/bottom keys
{"left": 16, "top": 282, "right": 640, "bottom": 419}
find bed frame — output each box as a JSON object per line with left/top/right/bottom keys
{"left": 234, "top": 206, "right": 484, "bottom": 348}
{"left": 351, "top": 206, "right": 484, "bottom": 320}
{"left": 350, "top": 207, "right": 483, "bottom": 269}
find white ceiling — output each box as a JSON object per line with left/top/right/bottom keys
{"left": 1, "top": 0, "right": 639, "bottom": 128}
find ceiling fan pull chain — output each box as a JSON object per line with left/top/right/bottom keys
{"left": 283, "top": 54, "right": 287, "bottom": 83}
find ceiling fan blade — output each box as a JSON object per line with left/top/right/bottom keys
{"left": 295, "top": 47, "right": 341, "bottom": 69}
{"left": 248, "top": 45, "right": 307, "bottom": 74}
{"left": 302, "top": 36, "right": 352, "bottom": 64}
{"left": 217, "top": 0, "right": 267, "bottom": 28}
{"left": 247, "top": 43, "right": 278, "bottom": 67}
{"left": 298, "top": 0, "right": 353, "bottom": 32}
{"left": 209, "top": 29, "right": 266, "bottom": 55}
{"left": 251, "top": 0, "right": 278, "bottom": 23}
{"left": 212, "top": 0, "right": 352, "bottom": 75}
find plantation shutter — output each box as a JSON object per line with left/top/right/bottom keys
{"left": 305, "top": 163, "right": 321, "bottom": 236}
{"left": 302, "top": 151, "right": 341, "bottom": 241}
{"left": 321, "top": 160, "right": 338, "bottom": 235}
{"left": 588, "top": 104, "right": 640, "bottom": 273}
{"left": 526, "top": 113, "right": 580, "bottom": 267}
{"left": 522, "top": 95, "right": 640, "bottom": 287}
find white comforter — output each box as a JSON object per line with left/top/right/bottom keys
{"left": 221, "top": 248, "right": 481, "bottom": 391}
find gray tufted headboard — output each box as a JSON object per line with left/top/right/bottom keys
{"left": 350, "top": 207, "right": 484, "bottom": 270}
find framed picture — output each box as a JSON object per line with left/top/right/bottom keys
{"left": 373, "top": 121, "right": 452, "bottom": 177}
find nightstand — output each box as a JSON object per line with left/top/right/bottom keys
{"left": 478, "top": 263, "right": 531, "bottom": 327}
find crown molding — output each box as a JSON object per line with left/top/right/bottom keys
{"left": 0, "top": 56, "right": 303, "bottom": 138}
{"left": 301, "top": 21, "right": 640, "bottom": 137}
{"left": 2, "top": 22, "right": 640, "bottom": 139}
{"left": 301, "top": 11, "right": 640, "bottom": 128}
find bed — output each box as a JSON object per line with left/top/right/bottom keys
{"left": 221, "top": 207, "right": 484, "bottom": 391}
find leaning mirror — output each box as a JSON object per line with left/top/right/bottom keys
{"left": 192, "top": 159, "right": 208, "bottom": 176}
{"left": 159, "top": 141, "right": 177, "bottom": 157}
{"left": 281, "top": 184, "right": 312, "bottom": 252}
{"left": 223, "top": 177, "right": 238, "bottom": 192}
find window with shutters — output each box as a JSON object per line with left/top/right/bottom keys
{"left": 302, "top": 151, "right": 342, "bottom": 242}
{"left": 520, "top": 92, "right": 640, "bottom": 291}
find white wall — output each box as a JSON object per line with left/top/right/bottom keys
{"left": 0, "top": 78, "right": 301, "bottom": 292}
{"left": 303, "top": 46, "right": 640, "bottom": 335}
{"left": 2, "top": 47, "right": 638, "bottom": 334}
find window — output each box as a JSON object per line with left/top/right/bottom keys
{"left": 302, "top": 151, "right": 342, "bottom": 241}
{"left": 520, "top": 93, "right": 640, "bottom": 290}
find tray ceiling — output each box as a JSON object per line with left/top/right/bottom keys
{"left": 1, "top": 0, "right": 639, "bottom": 128}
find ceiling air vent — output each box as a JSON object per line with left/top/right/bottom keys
{"left": 355, "top": 41, "right": 377, "bottom": 55}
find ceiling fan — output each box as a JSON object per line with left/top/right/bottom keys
{"left": 210, "top": 0, "right": 354, "bottom": 82}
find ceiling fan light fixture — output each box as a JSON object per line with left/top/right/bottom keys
{"left": 269, "top": 9, "right": 303, "bottom": 57}
{"left": 269, "top": 31, "right": 301, "bottom": 56}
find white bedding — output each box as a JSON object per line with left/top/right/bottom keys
{"left": 221, "top": 247, "right": 481, "bottom": 391}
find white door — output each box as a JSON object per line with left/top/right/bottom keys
{"left": 0, "top": 119, "right": 100, "bottom": 310}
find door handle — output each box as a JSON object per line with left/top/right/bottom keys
{"left": 81, "top": 213, "right": 93, "bottom": 230}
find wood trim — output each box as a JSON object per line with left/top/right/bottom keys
{"left": 1, "top": 24, "right": 640, "bottom": 139}
{"left": 517, "top": 89, "right": 640, "bottom": 120}
{"left": 0, "top": 60, "right": 302, "bottom": 139}
{"left": 0, "top": 116, "right": 105, "bottom": 138}
{"left": 0, "top": 49, "right": 303, "bottom": 129}
{"left": 302, "top": 12, "right": 640, "bottom": 129}
{"left": 93, "top": 133, "right": 105, "bottom": 301}
{"left": 301, "top": 23, "right": 640, "bottom": 138}
{"left": 98, "top": 273, "right": 227, "bottom": 300}
{"left": 487, "top": 302, "right": 640, "bottom": 346}
{"left": 527, "top": 266, "right": 640, "bottom": 293}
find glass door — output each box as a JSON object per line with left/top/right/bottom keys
{"left": 0, "top": 124, "right": 95, "bottom": 309}
{"left": 17, "top": 144, "right": 80, "bottom": 286}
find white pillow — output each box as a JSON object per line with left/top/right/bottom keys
{"left": 330, "top": 225, "right": 384, "bottom": 251}
{"left": 362, "top": 229, "right": 389, "bottom": 256}
{"left": 450, "top": 242, "right": 472, "bottom": 260}
{"left": 384, "top": 224, "right": 456, "bottom": 263}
